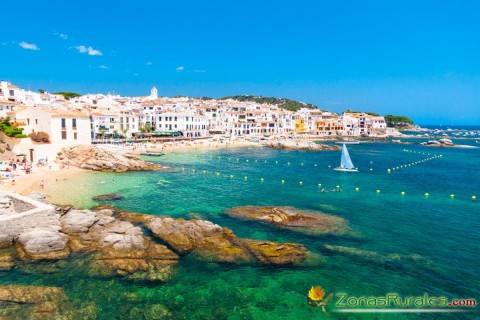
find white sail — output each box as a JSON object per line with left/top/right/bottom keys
{"left": 340, "top": 144, "right": 355, "bottom": 169}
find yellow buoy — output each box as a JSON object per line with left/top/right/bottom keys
{"left": 216, "top": 172, "right": 220, "bottom": 176}
{"left": 260, "top": 177, "right": 264, "bottom": 182}
{"left": 401, "top": 191, "right": 405, "bottom": 196}
{"left": 376, "top": 189, "right": 381, "bottom": 193}
{"left": 424, "top": 192, "right": 429, "bottom": 197}
{"left": 472, "top": 195, "right": 477, "bottom": 201}
{"left": 450, "top": 194, "right": 455, "bottom": 198}
{"left": 299, "top": 181, "right": 303, "bottom": 185}
{"left": 244, "top": 176, "right": 248, "bottom": 181}
{"left": 387, "top": 169, "right": 391, "bottom": 173}
{"left": 355, "top": 187, "right": 360, "bottom": 192}
{"left": 281, "top": 179, "right": 285, "bottom": 184}
{"left": 318, "top": 183, "right": 322, "bottom": 187}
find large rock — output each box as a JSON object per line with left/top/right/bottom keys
{"left": 56, "top": 145, "right": 165, "bottom": 172}
{"left": 145, "top": 217, "right": 310, "bottom": 265}
{"left": 90, "top": 240, "right": 178, "bottom": 281}
{"left": 16, "top": 228, "right": 70, "bottom": 260}
{"left": 61, "top": 207, "right": 179, "bottom": 281}
{"left": 226, "top": 206, "right": 351, "bottom": 236}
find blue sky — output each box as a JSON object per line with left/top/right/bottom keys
{"left": 1, "top": 0, "right": 479, "bottom": 124}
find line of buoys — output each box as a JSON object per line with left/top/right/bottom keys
{"left": 180, "top": 168, "right": 476, "bottom": 201}
{"left": 388, "top": 154, "right": 443, "bottom": 173}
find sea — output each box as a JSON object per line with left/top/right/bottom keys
{"left": 2, "top": 138, "right": 479, "bottom": 319}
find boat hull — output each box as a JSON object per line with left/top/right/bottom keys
{"left": 334, "top": 167, "right": 359, "bottom": 172}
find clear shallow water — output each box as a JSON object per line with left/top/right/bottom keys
{"left": 3, "top": 141, "right": 480, "bottom": 319}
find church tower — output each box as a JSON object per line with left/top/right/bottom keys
{"left": 150, "top": 86, "right": 158, "bottom": 99}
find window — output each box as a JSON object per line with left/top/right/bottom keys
{"left": 35, "top": 119, "right": 38, "bottom": 125}
{"left": 61, "top": 118, "right": 66, "bottom": 128}
{"left": 72, "top": 118, "right": 77, "bottom": 129}
{"left": 159, "top": 116, "right": 162, "bottom": 121}
{"left": 9, "top": 90, "right": 14, "bottom": 96}
{"left": 61, "top": 130, "right": 67, "bottom": 140}
{"left": 174, "top": 116, "right": 177, "bottom": 121}
{"left": 27, "top": 118, "right": 30, "bottom": 125}
{"left": 74, "top": 132, "right": 77, "bottom": 140}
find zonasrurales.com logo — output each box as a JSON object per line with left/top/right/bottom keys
{"left": 307, "top": 286, "right": 477, "bottom": 314}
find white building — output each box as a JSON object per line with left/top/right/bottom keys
{"left": 15, "top": 107, "right": 92, "bottom": 145}
{"left": 153, "top": 112, "right": 209, "bottom": 137}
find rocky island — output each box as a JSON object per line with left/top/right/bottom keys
{"left": 226, "top": 206, "right": 351, "bottom": 236}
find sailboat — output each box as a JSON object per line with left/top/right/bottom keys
{"left": 334, "top": 144, "right": 358, "bottom": 172}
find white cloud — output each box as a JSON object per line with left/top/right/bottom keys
{"left": 54, "top": 32, "right": 68, "bottom": 40}
{"left": 99, "top": 65, "right": 108, "bottom": 69}
{"left": 194, "top": 69, "right": 206, "bottom": 73}
{"left": 76, "top": 45, "right": 102, "bottom": 56}
{"left": 176, "top": 66, "right": 185, "bottom": 72}
{"left": 145, "top": 61, "right": 153, "bottom": 66}
{"left": 19, "top": 41, "right": 39, "bottom": 51}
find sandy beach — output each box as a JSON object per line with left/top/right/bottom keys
{"left": 0, "top": 166, "right": 86, "bottom": 201}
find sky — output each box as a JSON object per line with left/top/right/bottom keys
{"left": 1, "top": 0, "right": 479, "bottom": 125}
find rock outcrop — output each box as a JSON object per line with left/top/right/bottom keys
{"left": 60, "top": 208, "right": 179, "bottom": 281}
{"left": 226, "top": 206, "right": 351, "bottom": 236}
{"left": 421, "top": 138, "right": 454, "bottom": 147}
{"left": 57, "top": 145, "right": 165, "bottom": 172}
{"left": 1, "top": 192, "right": 313, "bottom": 284}
{"left": 262, "top": 140, "right": 340, "bottom": 151}
{"left": 122, "top": 215, "right": 311, "bottom": 266}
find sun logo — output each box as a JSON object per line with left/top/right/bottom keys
{"left": 308, "top": 286, "right": 333, "bottom": 312}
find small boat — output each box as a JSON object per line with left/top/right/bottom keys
{"left": 334, "top": 144, "right": 359, "bottom": 172}
{"left": 140, "top": 151, "right": 165, "bottom": 157}
{"left": 335, "top": 140, "right": 361, "bottom": 145}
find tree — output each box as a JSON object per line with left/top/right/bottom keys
{"left": 0, "top": 117, "right": 27, "bottom": 138}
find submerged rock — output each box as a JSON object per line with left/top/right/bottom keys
{"left": 145, "top": 216, "right": 310, "bottom": 265}
{"left": 0, "top": 285, "right": 97, "bottom": 319}
{"left": 321, "top": 244, "right": 434, "bottom": 270}
{"left": 92, "top": 193, "right": 125, "bottom": 202}
{"left": 226, "top": 206, "right": 351, "bottom": 236}
{"left": 57, "top": 145, "right": 165, "bottom": 172}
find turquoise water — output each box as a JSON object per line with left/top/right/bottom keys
{"left": 3, "top": 141, "right": 480, "bottom": 319}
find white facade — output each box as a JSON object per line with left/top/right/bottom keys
{"left": 14, "top": 108, "right": 92, "bottom": 146}
{"left": 153, "top": 112, "right": 209, "bottom": 137}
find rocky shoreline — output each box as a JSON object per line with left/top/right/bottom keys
{"left": 56, "top": 145, "right": 165, "bottom": 172}
{"left": 1, "top": 193, "right": 313, "bottom": 279}
{"left": 261, "top": 139, "right": 340, "bottom": 151}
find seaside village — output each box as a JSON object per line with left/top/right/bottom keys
{"left": 0, "top": 80, "right": 400, "bottom": 180}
